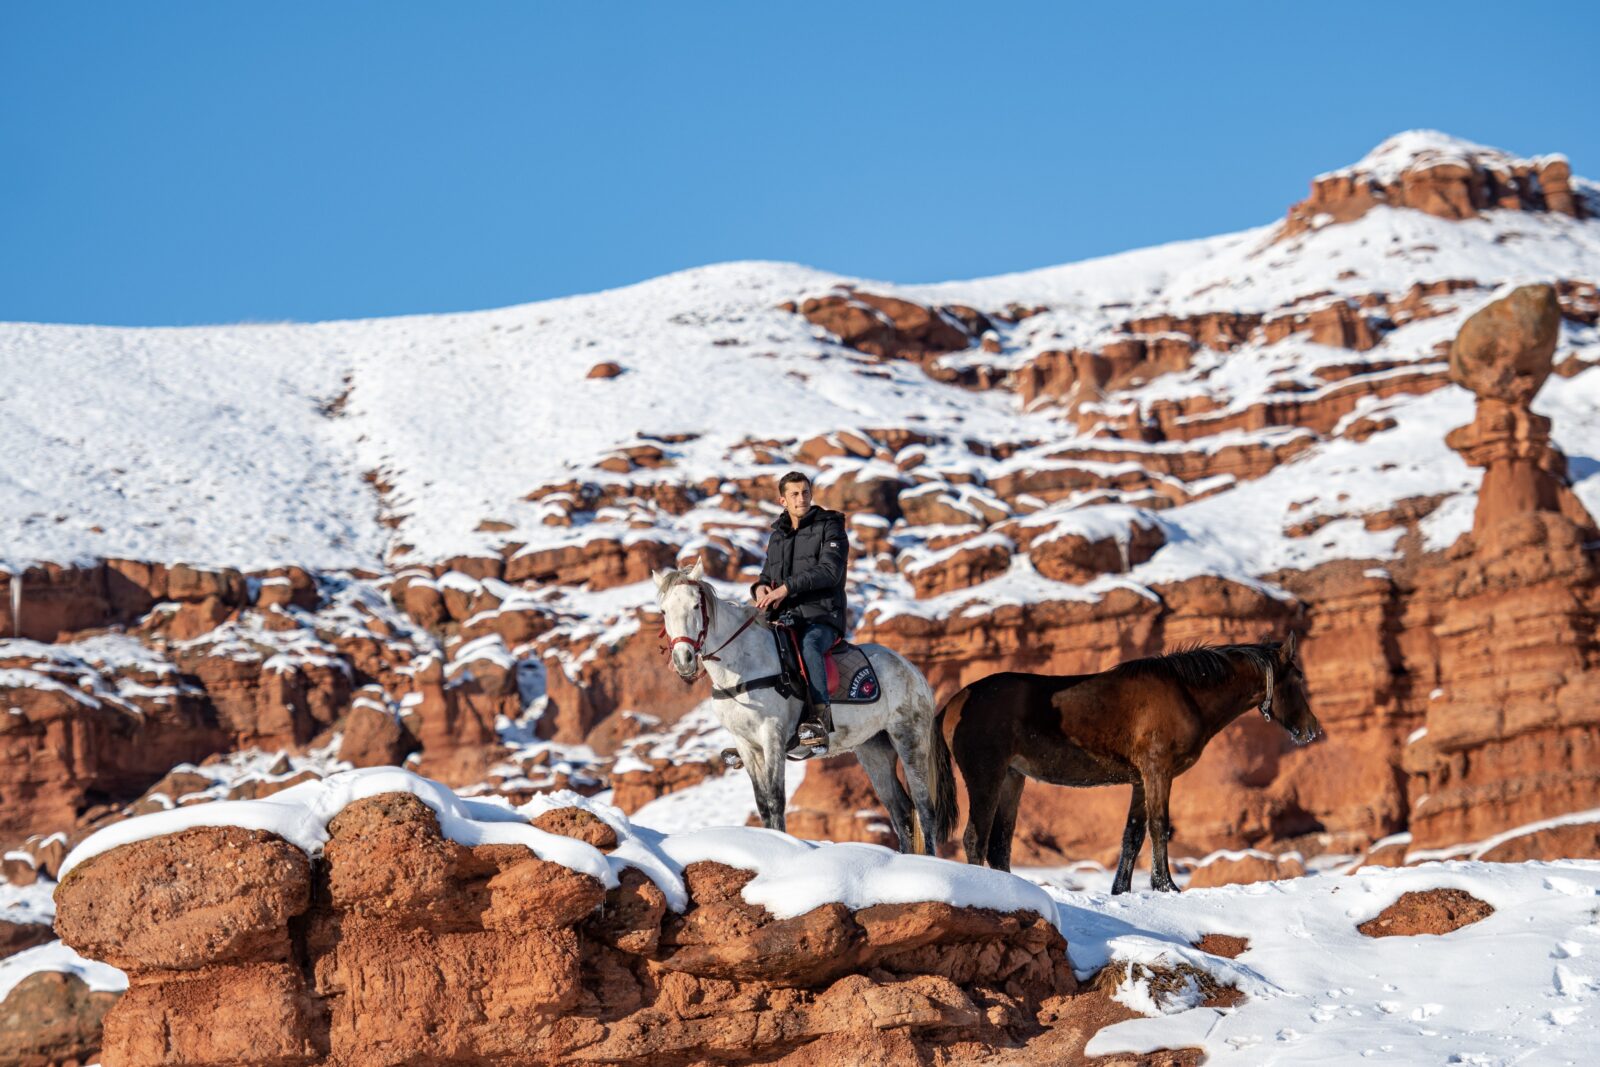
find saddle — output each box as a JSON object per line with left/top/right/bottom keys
{"left": 769, "top": 622, "right": 881, "bottom": 705}
{"left": 708, "top": 619, "right": 882, "bottom": 707}
{"left": 711, "top": 619, "right": 882, "bottom": 769}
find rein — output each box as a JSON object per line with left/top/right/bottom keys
{"left": 1258, "top": 658, "right": 1276, "bottom": 721}
{"left": 658, "top": 585, "right": 764, "bottom": 681}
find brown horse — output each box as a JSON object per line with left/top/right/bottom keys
{"left": 925, "top": 636, "right": 1320, "bottom": 893}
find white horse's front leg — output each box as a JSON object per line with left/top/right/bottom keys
{"left": 744, "top": 718, "right": 789, "bottom": 833}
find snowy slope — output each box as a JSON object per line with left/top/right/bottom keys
{"left": 3, "top": 130, "right": 1598, "bottom": 624}
{"left": 1066, "top": 860, "right": 1600, "bottom": 1065}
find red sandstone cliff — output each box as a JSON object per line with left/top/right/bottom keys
{"left": 3, "top": 132, "right": 1600, "bottom": 899}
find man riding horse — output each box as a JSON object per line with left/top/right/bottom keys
{"left": 751, "top": 470, "right": 847, "bottom": 757}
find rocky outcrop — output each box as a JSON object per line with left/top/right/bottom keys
{"left": 0, "top": 969, "right": 118, "bottom": 1067}
{"left": 1281, "top": 133, "right": 1584, "bottom": 238}
{"left": 0, "top": 652, "right": 224, "bottom": 841}
{"left": 1399, "top": 285, "right": 1600, "bottom": 850}
{"left": 504, "top": 536, "right": 679, "bottom": 592}
{"left": 337, "top": 699, "right": 417, "bottom": 769}
{"left": 538, "top": 613, "right": 705, "bottom": 746}
{"left": 787, "top": 289, "right": 987, "bottom": 370}
{"left": 1184, "top": 850, "right": 1307, "bottom": 890}
{"left": 1356, "top": 888, "right": 1494, "bottom": 937}
{"left": 0, "top": 920, "right": 54, "bottom": 959}
{"left": 55, "top": 793, "right": 1081, "bottom": 1067}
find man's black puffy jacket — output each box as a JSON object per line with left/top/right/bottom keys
{"left": 751, "top": 505, "right": 849, "bottom": 634}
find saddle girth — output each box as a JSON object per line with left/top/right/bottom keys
{"left": 710, "top": 674, "right": 786, "bottom": 700}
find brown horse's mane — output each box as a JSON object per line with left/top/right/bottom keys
{"left": 1108, "top": 641, "right": 1279, "bottom": 690}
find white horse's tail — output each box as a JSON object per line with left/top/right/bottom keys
{"left": 924, "top": 686, "right": 963, "bottom": 853}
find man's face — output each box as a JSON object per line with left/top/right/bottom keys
{"left": 781, "top": 481, "right": 812, "bottom": 522}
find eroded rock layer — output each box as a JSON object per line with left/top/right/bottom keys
{"left": 53, "top": 794, "right": 1082, "bottom": 1067}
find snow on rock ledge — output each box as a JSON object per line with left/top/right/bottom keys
{"left": 53, "top": 768, "right": 1079, "bottom": 1066}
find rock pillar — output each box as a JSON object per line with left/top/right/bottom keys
{"left": 1444, "top": 283, "right": 1595, "bottom": 542}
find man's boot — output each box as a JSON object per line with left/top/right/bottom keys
{"left": 796, "top": 703, "right": 833, "bottom": 756}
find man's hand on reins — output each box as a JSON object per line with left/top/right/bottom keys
{"left": 754, "top": 584, "right": 788, "bottom": 612}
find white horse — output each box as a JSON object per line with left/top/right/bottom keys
{"left": 653, "top": 561, "right": 952, "bottom": 854}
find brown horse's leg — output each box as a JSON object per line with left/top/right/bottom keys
{"left": 985, "top": 768, "right": 1026, "bottom": 871}
{"left": 961, "top": 765, "right": 1005, "bottom": 867}
{"left": 1110, "top": 782, "right": 1147, "bottom": 895}
{"left": 1141, "top": 767, "right": 1178, "bottom": 892}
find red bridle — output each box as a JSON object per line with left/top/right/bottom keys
{"left": 658, "top": 586, "right": 761, "bottom": 680}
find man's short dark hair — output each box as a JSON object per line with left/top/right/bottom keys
{"left": 778, "top": 470, "right": 812, "bottom": 494}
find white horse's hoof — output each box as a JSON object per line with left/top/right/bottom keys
{"left": 719, "top": 748, "right": 743, "bottom": 770}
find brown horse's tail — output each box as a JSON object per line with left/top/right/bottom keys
{"left": 925, "top": 687, "right": 964, "bottom": 853}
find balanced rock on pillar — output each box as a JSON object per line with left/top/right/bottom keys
{"left": 1444, "top": 284, "right": 1597, "bottom": 540}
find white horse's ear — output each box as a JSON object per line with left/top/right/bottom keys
{"left": 652, "top": 568, "right": 671, "bottom": 593}
{"left": 686, "top": 558, "right": 704, "bottom": 583}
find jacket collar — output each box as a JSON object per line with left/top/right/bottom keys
{"left": 773, "top": 504, "right": 822, "bottom": 532}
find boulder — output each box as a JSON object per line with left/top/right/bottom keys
{"left": 54, "top": 826, "right": 310, "bottom": 972}
{"left": 1357, "top": 888, "right": 1493, "bottom": 937}
{"left": 337, "top": 702, "right": 416, "bottom": 769}
{"left": 1184, "top": 850, "right": 1307, "bottom": 890}
{"left": 0, "top": 970, "right": 119, "bottom": 1067}
{"left": 1449, "top": 284, "right": 1561, "bottom": 404}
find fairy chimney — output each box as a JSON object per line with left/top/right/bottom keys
{"left": 1444, "top": 284, "right": 1597, "bottom": 540}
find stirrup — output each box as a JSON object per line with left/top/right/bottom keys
{"left": 796, "top": 721, "right": 828, "bottom": 746}
{"left": 795, "top": 720, "right": 829, "bottom": 758}
{"left": 719, "top": 747, "right": 743, "bottom": 770}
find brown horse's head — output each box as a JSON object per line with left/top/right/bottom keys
{"left": 1265, "top": 633, "right": 1320, "bottom": 745}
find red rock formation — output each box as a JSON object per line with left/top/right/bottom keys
{"left": 792, "top": 289, "right": 982, "bottom": 368}
{"left": 0, "top": 970, "right": 118, "bottom": 1067}
{"left": 1398, "top": 285, "right": 1600, "bottom": 850}
{"left": 815, "top": 464, "right": 911, "bottom": 520}
{"left": 1356, "top": 888, "right": 1493, "bottom": 937}
{"left": 55, "top": 793, "right": 1085, "bottom": 1067}
{"left": 1281, "top": 136, "right": 1584, "bottom": 238}
{"left": 402, "top": 653, "right": 515, "bottom": 786}
{"left": 538, "top": 612, "right": 704, "bottom": 746}
{"left": 504, "top": 536, "right": 678, "bottom": 591}
{"left": 0, "top": 658, "right": 224, "bottom": 842}
{"left": 337, "top": 698, "right": 417, "bottom": 769}
{"left": 174, "top": 647, "right": 350, "bottom": 750}
{"left": 607, "top": 758, "right": 722, "bottom": 814}
{"left": 0, "top": 919, "right": 54, "bottom": 959}
{"left": 903, "top": 536, "right": 1013, "bottom": 598}
{"left": 1022, "top": 518, "right": 1166, "bottom": 584}
{"left": 1478, "top": 819, "right": 1600, "bottom": 863}
{"left": 1184, "top": 850, "right": 1307, "bottom": 890}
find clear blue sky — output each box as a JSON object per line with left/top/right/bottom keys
{"left": 3, "top": 3, "right": 1594, "bottom": 326}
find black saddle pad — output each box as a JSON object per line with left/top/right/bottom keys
{"left": 826, "top": 641, "right": 881, "bottom": 705}
{"left": 770, "top": 627, "right": 882, "bottom": 705}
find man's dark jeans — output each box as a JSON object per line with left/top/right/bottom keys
{"left": 799, "top": 622, "right": 838, "bottom": 711}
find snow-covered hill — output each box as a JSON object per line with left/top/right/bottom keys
{"left": 4, "top": 132, "right": 1597, "bottom": 629}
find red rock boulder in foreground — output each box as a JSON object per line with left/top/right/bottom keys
{"left": 55, "top": 792, "right": 1090, "bottom": 1066}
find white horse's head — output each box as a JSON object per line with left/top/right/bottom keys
{"left": 653, "top": 559, "right": 709, "bottom": 680}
